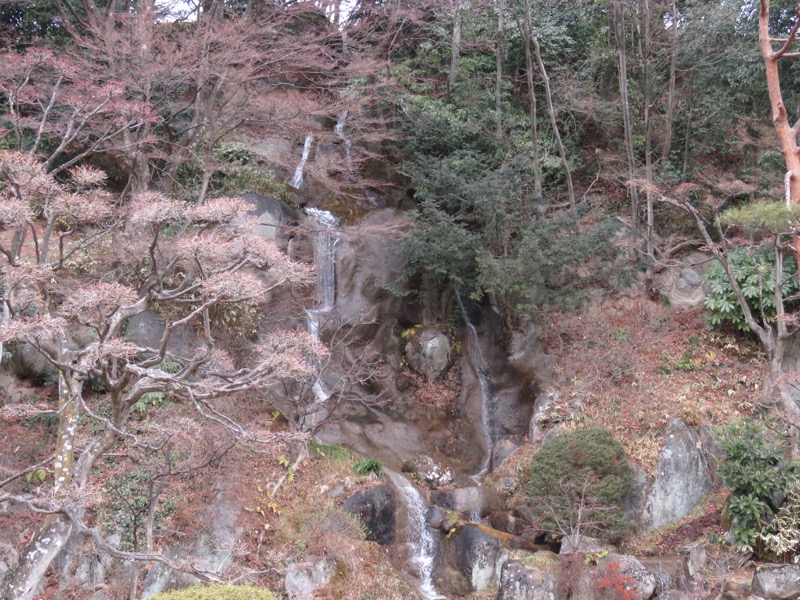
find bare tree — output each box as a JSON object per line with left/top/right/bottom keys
{"left": 0, "top": 152, "right": 320, "bottom": 599}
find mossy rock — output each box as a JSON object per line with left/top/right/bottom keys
{"left": 147, "top": 584, "right": 277, "bottom": 599}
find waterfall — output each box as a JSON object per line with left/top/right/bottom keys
{"left": 335, "top": 111, "right": 352, "bottom": 172}
{"left": 291, "top": 134, "right": 314, "bottom": 189}
{"left": 386, "top": 471, "right": 445, "bottom": 600}
{"left": 305, "top": 207, "right": 339, "bottom": 406}
{"left": 456, "top": 292, "right": 495, "bottom": 479}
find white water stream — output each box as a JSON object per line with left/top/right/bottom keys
{"left": 387, "top": 471, "right": 445, "bottom": 600}
{"left": 335, "top": 111, "right": 353, "bottom": 172}
{"left": 456, "top": 293, "right": 495, "bottom": 480}
{"left": 305, "top": 207, "right": 339, "bottom": 406}
{"left": 291, "top": 134, "right": 314, "bottom": 189}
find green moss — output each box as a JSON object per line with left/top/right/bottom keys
{"left": 147, "top": 584, "right": 277, "bottom": 600}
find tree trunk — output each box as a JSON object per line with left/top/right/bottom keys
{"left": 759, "top": 0, "right": 800, "bottom": 263}
{"left": 614, "top": 0, "right": 639, "bottom": 228}
{"left": 449, "top": 0, "right": 464, "bottom": 98}
{"left": 494, "top": 0, "right": 505, "bottom": 138}
{"left": 661, "top": 0, "right": 679, "bottom": 162}
{"left": 532, "top": 34, "right": 575, "bottom": 208}
{"left": 520, "top": 0, "right": 542, "bottom": 197}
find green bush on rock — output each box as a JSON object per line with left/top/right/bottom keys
{"left": 528, "top": 428, "right": 635, "bottom": 544}
{"left": 148, "top": 585, "right": 277, "bottom": 599}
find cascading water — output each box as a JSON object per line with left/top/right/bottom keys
{"left": 305, "top": 207, "right": 339, "bottom": 406}
{"left": 291, "top": 134, "right": 314, "bottom": 189}
{"left": 386, "top": 471, "right": 445, "bottom": 600}
{"left": 335, "top": 111, "right": 353, "bottom": 172}
{"left": 456, "top": 292, "right": 495, "bottom": 479}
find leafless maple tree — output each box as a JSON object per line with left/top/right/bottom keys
{"left": 0, "top": 151, "right": 323, "bottom": 600}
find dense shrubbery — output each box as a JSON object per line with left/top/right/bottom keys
{"left": 149, "top": 585, "right": 277, "bottom": 599}
{"left": 718, "top": 420, "right": 798, "bottom": 552}
{"left": 528, "top": 428, "right": 635, "bottom": 543}
{"left": 703, "top": 246, "right": 799, "bottom": 332}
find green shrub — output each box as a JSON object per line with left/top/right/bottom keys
{"left": 148, "top": 584, "right": 277, "bottom": 599}
{"left": 528, "top": 428, "right": 635, "bottom": 543}
{"left": 759, "top": 479, "right": 800, "bottom": 562}
{"left": 354, "top": 458, "right": 385, "bottom": 476}
{"left": 703, "top": 246, "right": 798, "bottom": 332}
{"left": 717, "top": 420, "right": 797, "bottom": 552}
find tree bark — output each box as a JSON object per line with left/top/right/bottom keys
{"left": 520, "top": 0, "right": 542, "bottom": 197}
{"left": 614, "top": 0, "right": 639, "bottom": 228}
{"left": 449, "top": 0, "right": 464, "bottom": 98}
{"left": 494, "top": 0, "right": 505, "bottom": 138}
{"left": 532, "top": 34, "right": 575, "bottom": 208}
{"left": 661, "top": 0, "right": 679, "bottom": 162}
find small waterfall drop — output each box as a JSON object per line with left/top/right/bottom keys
{"left": 305, "top": 207, "right": 339, "bottom": 406}
{"left": 386, "top": 471, "right": 445, "bottom": 600}
{"left": 291, "top": 134, "right": 314, "bottom": 189}
{"left": 456, "top": 292, "right": 495, "bottom": 479}
{"left": 335, "top": 111, "right": 353, "bottom": 172}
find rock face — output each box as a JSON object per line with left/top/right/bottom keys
{"left": 342, "top": 485, "right": 396, "bottom": 545}
{"left": 498, "top": 559, "right": 563, "bottom": 600}
{"left": 0, "top": 541, "right": 19, "bottom": 585}
{"left": 405, "top": 327, "right": 450, "bottom": 382}
{"left": 654, "top": 251, "right": 713, "bottom": 310}
{"left": 598, "top": 554, "right": 656, "bottom": 600}
{"left": 559, "top": 535, "right": 617, "bottom": 556}
{"left": 284, "top": 556, "right": 337, "bottom": 600}
{"left": 241, "top": 192, "right": 296, "bottom": 243}
{"left": 401, "top": 455, "right": 454, "bottom": 487}
{"left": 642, "top": 419, "right": 712, "bottom": 530}
{"left": 751, "top": 564, "right": 800, "bottom": 599}
{"left": 437, "top": 524, "right": 508, "bottom": 595}
{"left": 431, "top": 486, "right": 505, "bottom": 520}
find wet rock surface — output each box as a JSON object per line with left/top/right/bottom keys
{"left": 342, "top": 484, "right": 396, "bottom": 545}
{"left": 751, "top": 564, "right": 800, "bottom": 599}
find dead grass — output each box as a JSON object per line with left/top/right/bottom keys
{"left": 539, "top": 296, "right": 762, "bottom": 474}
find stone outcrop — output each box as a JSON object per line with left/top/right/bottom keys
{"left": 401, "top": 454, "right": 454, "bottom": 488}
{"left": 404, "top": 327, "right": 451, "bottom": 382}
{"left": 498, "top": 558, "right": 563, "bottom": 600}
{"left": 431, "top": 486, "right": 505, "bottom": 520}
{"left": 751, "top": 564, "right": 800, "bottom": 599}
{"left": 342, "top": 484, "right": 396, "bottom": 545}
{"left": 599, "top": 553, "right": 657, "bottom": 600}
{"left": 284, "top": 556, "right": 337, "bottom": 600}
{"left": 654, "top": 251, "right": 713, "bottom": 311}
{"left": 642, "top": 419, "right": 713, "bottom": 530}
{"left": 436, "top": 524, "right": 508, "bottom": 595}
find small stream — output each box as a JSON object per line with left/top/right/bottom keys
{"left": 456, "top": 293, "right": 495, "bottom": 480}
{"left": 386, "top": 471, "right": 445, "bottom": 600}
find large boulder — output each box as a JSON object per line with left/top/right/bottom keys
{"left": 342, "top": 484, "right": 396, "bottom": 545}
{"left": 401, "top": 455, "right": 454, "bottom": 488}
{"left": 642, "top": 419, "right": 713, "bottom": 530}
{"left": 0, "top": 541, "right": 19, "bottom": 585}
{"left": 285, "top": 556, "right": 337, "bottom": 600}
{"left": 405, "top": 327, "right": 451, "bottom": 382}
{"left": 751, "top": 564, "right": 800, "bottom": 599}
{"left": 241, "top": 192, "right": 297, "bottom": 244}
{"left": 431, "top": 486, "right": 505, "bottom": 520}
{"left": 498, "top": 558, "right": 564, "bottom": 600}
{"left": 436, "top": 524, "right": 508, "bottom": 595}
{"left": 654, "top": 251, "right": 713, "bottom": 311}
{"left": 598, "top": 554, "right": 657, "bottom": 600}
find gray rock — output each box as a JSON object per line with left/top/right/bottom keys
{"left": 405, "top": 327, "right": 451, "bottom": 382}
{"left": 241, "top": 192, "right": 296, "bottom": 243}
{"left": 751, "top": 564, "right": 800, "bottom": 599}
{"left": 529, "top": 388, "right": 559, "bottom": 444}
{"left": 452, "top": 524, "right": 508, "bottom": 593}
{"left": 432, "top": 486, "right": 505, "bottom": 519}
{"left": 642, "top": 419, "right": 712, "bottom": 530}
{"left": 559, "top": 535, "right": 617, "bottom": 556}
{"left": 493, "top": 437, "right": 521, "bottom": 469}
{"left": 679, "top": 541, "right": 707, "bottom": 579}
{"left": 498, "top": 559, "right": 563, "bottom": 600}
{"left": 125, "top": 310, "right": 198, "bottom": 359}
{"left": 0, "top": 541, "right": 19, "bottom": 584}
{"left": 722, "top": 580, "right": 752, "bottom": 600}
{"left": 8, "top": 341, "right": 58, "bottom": 384}
{"left": 654, "top": 251, "right": 713, "bottom": 311}
{"left": 639, "top": 556, "right": 686, "bottom": 593}
{"left": 402, "top": 455, "right": 454, "bottom": 487}
{"left": 285, "top": 556, "right": 337, "bottom": 600}
{"left": 598, "top": 554, "right": 656, "bottom": 600}
{"left": 342, "top": 484, "right": 395, "bottom": 545}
